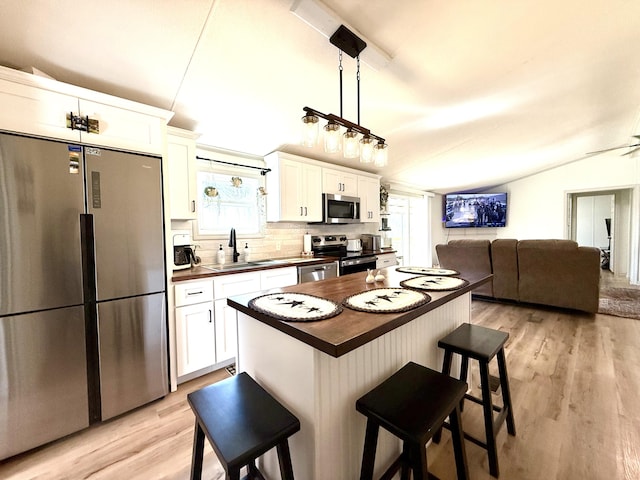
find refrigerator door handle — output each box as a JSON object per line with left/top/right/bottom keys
{"left": 80, "top": 212, "right": 102, "bottom": 424}
{"left": 80, "top": 213, "right": 96, "bottom": 303}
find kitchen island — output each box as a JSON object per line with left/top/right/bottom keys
{"left": 227, "top": 267, "right": 490, "bottom": 479}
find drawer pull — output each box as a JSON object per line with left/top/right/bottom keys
{"left": 186, "top": 290, "right": 204, "bottom": 296}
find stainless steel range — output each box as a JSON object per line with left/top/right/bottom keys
{"left": 311, "top": 235, "right": 378, "bottom": 275}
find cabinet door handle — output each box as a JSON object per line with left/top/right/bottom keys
{"left": 304, "top": 206, "right": 308, "bottom": 216}
{"left": 209, "top": 309, "right": 212, "bottom": 323}
{"left": 191, "top": 200, "right": 196, "bottom": 213}
{"left": 300, "top": 206, "right": 304, "bottom": 216}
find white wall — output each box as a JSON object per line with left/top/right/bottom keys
{"left": 431, "top": 152, "right": 640, "bottom": 281}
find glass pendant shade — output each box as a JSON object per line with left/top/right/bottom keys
{"left": 324, "top": 121, "right": 341, "bottom": 153}
{"left": 343, "top": 129, "right": 359, "bottom": 158}
{"left": 359, "top": 136, "right": 374, "bottom": 163}
{"left": 373, "top": 142, "right": 388, "bottom": 167}
{"left": 301, "top": 114, "right": 319, "bottom": 147}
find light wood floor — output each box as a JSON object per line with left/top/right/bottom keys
{"left": 1, "top": 285, "right": 639, "bottom": 479}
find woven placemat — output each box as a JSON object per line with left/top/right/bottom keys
{"left": 400, "top": 275, "right": 469, "bottom": 291}
{"left": 249, "top": 292, "right": 342, "bottom": 322}
{"left": 396, "top": 266, "right": 459, "bottom": 276}
{"left": 342, "top": 288, "right": 430, "bottom": 313}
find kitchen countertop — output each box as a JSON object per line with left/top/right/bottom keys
{"left": 171, "top": 249, "right": 395, "bottom": 282}
{"left": 171, "top": 256, "right": 337, "bottom": 282}
{"left": 227, "top": 267, "right": 490, "bottom": 357}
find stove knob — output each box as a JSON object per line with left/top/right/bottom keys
{"left": 339, "top": 236, "right": 347, "bottom": 241}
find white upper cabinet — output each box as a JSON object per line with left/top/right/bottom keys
{"left": 0, "top": 78, "right": 80, "bottom": 141}
{"left": 0, "top": 65, "right": 172, "bottom": 154}
{"left": 322, "top": 168, "right": 358, "bottom": 197}
{"left": 265, "top": 152, "right": 322, "bottom": 222}
{"left": 78, "top": 99, "right": 166, "bottom": 154}
{"left": 167, "top": 127, "right": 198, "bottom": 219}
{"left": 358, "top": 175, "right": 381, "bottom": 223}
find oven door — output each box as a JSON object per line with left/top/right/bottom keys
{"left": 340, "top": 255, "right": 378, "bottom": 275}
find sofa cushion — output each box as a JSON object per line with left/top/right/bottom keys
{"left": 517, "top": 240, "right": 600, "bottom": 312}
{"left": 435, "top": 240, "right": 493, "bottom": 296}
{"left": 491, "top": 239, "right": 519, "bottom": 301}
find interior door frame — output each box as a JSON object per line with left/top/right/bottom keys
{"left": 566, "top": 186, "right": 639, "bottom": 284}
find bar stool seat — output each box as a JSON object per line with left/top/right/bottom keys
{"left": 356, "top": 361, "right": 470, "bottom": 480}
{"left": 436, "top": 323, "right": 516, "bottom": 478}
{"left": 187, "top": 372, "right": 300, "bottom": 480}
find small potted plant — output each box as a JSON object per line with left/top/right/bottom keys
{"left": 380, "top": 184, "right": 389, "bottom": 212}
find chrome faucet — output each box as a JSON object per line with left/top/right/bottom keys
{"left": 229, "top": 228, "right": 240, "bottom": 262}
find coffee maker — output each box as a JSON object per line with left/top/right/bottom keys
{"left": 172, "top": 230, "right": 198, "bottom": 270}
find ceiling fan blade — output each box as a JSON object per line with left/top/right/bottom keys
{"left": 586, "top": 142, "right": 640, "bottom": 155}
{"left": 622, "top": 144, "right": 640, "bottom": 156}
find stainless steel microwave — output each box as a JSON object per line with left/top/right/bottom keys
{"left": 322, "top": 193, "right": 361, "bottom": 224}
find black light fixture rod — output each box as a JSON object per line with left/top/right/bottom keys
{"left": 303, "top": 106, "right": 385, "bottom": 144}
{"left": 339, "top": 50, "right": 343, "bottom": 118}
{"left": 196, "top": 156, "right": 271, "bottom": 175}
{"left": 356, "top": 56, "right": 361, "bottom": 125}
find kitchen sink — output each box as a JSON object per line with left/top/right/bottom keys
{"left": 199, "top": 257, "right": 321, "bottom": 272}
{"left": 250, "top": 259, "right": 290, "bottom": 265}
{"left": 199, "top": 262, "right": 263, "bottom": 272}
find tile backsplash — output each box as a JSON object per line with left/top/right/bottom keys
{"left": 171, "top": 220, "right": 380, "bottom": 265}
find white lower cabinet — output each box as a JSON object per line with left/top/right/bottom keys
{"left": 214, "top": 299, "right": 239, "bottom": 364}
{"left": 376, "top": 252, "right": 398, "bottom": 269}
{"left": 174, "top": 280, "right": 215, "bottom": 377}
{"left": 260, "top": 266, "right": 298, "bottom": 289}
{"left": 174, "top": 267, "right": 300, "bottom": 381}
{"left": 175, "top": 301, "right": 215, "bottom": 376}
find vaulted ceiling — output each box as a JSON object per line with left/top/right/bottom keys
{"left": 1, "top": 0, "right": 639, "bottom": 193}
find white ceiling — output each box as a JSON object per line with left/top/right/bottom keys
{"left": 1, "top": 0, "right": 640, "bottom": 193}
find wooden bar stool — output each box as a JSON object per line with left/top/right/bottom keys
{"left": 356, "top": 361, "right": 470, "bottom": 480}
{"left": 187, "top": 372, "right": 300, "bottom": 480}
{"left": 435, "top": 323, "right": 516, "bottom": 478}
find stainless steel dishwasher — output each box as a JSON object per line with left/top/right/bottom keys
{"left": 297, "top": 261, "right": 339, "bottom": 283}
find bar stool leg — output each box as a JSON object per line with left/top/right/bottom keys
{"left": 410, "top": 441, "right": 428, "bottom": 480}
{"left": 442, "top": 349, "right": 453, "bottom": 376}
{"left": 360, "top": 419, "right": 380, "bottom": 480}
{"left": 276, "top": 439, "right": 295, "bottom": 480}
{"left": 247, "top": 461, "right": 260, "bottom": 479}
{"left": 190, "top": 420, "right": 205, "bottom": 480}
{"left": 433, "top": 350, "right": 455, "bottom": 444}
{"left": 400, "top": 442, "right": 411, "bottom": 480}
{"left": 479, "top": 361, "right": 499, "bottom": 477}
{"left": 458, "top": 356, "right": 469, "bottom": 412}
{"left": 497, "top": 349, "right": 516, "bottom": 436}
{"left": 449, "top": 405, "right": 470, "bottom": 480}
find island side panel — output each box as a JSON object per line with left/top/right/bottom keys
{"left": 237, "top": 311, "right": 317, "bottom": 479}
{"left": 315, "top": 294, "right": 469, "bottom": 478}
{"left": 236, "top": 294, "right": 470, "bottom": 479}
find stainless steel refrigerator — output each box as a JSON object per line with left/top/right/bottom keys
{"left": 0, "top": 131, "right": 168, "bottom": 460}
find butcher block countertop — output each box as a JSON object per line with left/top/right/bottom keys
{"left": 171, "top": 256, "right": 336, "bottom": 282}
{"left": 227, "top": 267, "right": 491, "bottom": 357}
{"left": 171, "top": 250, "right": 395, "bottom": 282}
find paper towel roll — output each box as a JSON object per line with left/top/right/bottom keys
{"left": 303, "top": 234, "right": 312, "bottom": 253}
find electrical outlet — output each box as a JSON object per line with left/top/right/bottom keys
{"left": 275, "top": 241, "right": 281, "bottom": 251}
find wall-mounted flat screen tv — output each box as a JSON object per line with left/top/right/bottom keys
{"left": 444, "top": 192, "right": 508, "bottom": 228}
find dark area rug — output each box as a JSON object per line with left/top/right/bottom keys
{"left": 598, "top": 287, "right": 640, "bottom": 319}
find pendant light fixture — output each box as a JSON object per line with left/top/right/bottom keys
{"left": 301, "top": 25, "right": 388, "bottom": 166}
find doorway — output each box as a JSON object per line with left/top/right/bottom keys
{"left": 387, "top": 192, "right": 430, "bottom": 266}
{"left": 568, "top": 188, "right": 632, "bottom": 278}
